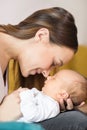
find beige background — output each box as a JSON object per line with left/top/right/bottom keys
{"left": 0, "top": 0, "right": 87, "bottom": 45}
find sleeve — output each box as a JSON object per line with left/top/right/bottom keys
{"left": 34, "top": 96, "right": 60, "bottom": 122}
{"left": 19, "top": 89, "right": 42, "bottom": 122}
{"left": 20, "top": 90, "right": 60, "bottom": 122}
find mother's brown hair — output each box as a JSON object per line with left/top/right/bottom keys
{"left": 0, "top": 7, "right": 78, "bottom": 52}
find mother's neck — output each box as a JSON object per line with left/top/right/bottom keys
{"left": 0, "top": 32, "right": 18, "bottom": 74}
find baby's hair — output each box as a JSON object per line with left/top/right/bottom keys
{"left": 69, "top": 77, "right": 87, "bottom": 106}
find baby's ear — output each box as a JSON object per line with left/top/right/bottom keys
{"left": 57, "top": 90, "right": 69, "bottom": 100}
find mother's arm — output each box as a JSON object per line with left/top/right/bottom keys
{"left": 58, "top": 98, "right": 74, "bottom": 112}
{"left": 0, "top": 89, "right": 22, "bottom": 121}
{"left": 76, "top": 103, "right": 87, "bottom": 114}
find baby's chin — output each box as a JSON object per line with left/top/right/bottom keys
{"left": 42, "top": 86, "right": 45, "bottom": 93}
{"left": 42, "top": 86, "right": 47, "bottom": 94}
{"left": 42, "top": 87, "right": 44, "bottom": 91}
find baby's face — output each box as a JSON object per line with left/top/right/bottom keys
{"left": 42, "top": 69, "right": 85, "bottom": 100}
{"left": 42, "top": 72, "right": 67, "bottom": 99}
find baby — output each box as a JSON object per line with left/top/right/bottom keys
{"left": 18, "top": 69, "right": 87, "bottom": 122}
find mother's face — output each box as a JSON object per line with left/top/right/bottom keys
{"left": 18, "top": 41, "right": 74, "bottom": 78}
{"left": 18, "top": 28, "right": 74, "bottom": 78}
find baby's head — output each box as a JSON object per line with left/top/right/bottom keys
{"left": 42, "top": 69, "right": 87, "bottom": 106}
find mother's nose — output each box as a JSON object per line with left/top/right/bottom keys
{"left": 42, "top": 69, "right": 50, "bottom": 78}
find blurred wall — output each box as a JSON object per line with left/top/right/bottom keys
{"left": 0, "top": 0, "right": 87, "bottom": 45}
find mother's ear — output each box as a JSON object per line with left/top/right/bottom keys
{"left": 35, "top": 28, "right": 49, "bottom": 43}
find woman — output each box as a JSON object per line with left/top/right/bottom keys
{"left": 0, "top": 7, "right": 87, "bottom": 130}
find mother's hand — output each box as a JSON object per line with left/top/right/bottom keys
{"left": 59, "top": 98, "right": 74, "bottom": 112}
{"left": 0, "top": 88, "right": 22, "bottom": 121}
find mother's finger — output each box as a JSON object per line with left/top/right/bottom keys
{"left": 66, "top": 98, "right": 73, "bottom": 110}
{"left": 59, "top": 99, "right": 66, "bottom": 111}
